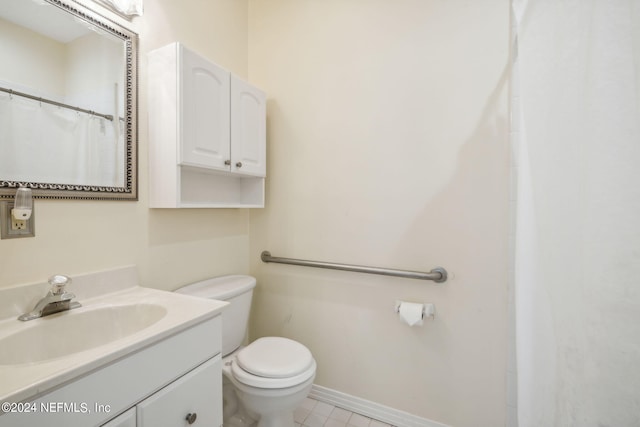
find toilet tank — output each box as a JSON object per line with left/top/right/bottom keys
{"left": 175, "top": 275, "right": 256, "bottom": 357}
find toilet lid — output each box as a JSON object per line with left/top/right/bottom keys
{"left": 236, "top": 337, "right": 314, "bottom": 378}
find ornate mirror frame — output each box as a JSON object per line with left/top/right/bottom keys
{"left": 0, "top": 0, "right": 138, "bottom": 200}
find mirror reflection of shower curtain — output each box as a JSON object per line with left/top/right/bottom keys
{"left": 513, "top": 1, "right": 640, "bottom": 426}
{"left": 0, "top": 92, "right": 122, "bottom": 187}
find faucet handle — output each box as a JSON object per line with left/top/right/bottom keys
{"left": 48, "top": 275, "right": 72, "bottom": 295}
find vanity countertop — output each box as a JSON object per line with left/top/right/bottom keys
{"left": 0, "top": 267, "right": 227, "bottom": 406}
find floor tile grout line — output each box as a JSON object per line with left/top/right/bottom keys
{"left": 297, "top": 397, "right": 396, "bottom": 427}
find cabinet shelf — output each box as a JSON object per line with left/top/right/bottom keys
{"left": 178, "top": 165, "right": 264, "bottom": 208}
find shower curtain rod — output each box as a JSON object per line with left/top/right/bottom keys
{"left": 0, "top": 85, "right": 114, "bottom": 121}
{"left": 260, "top": 251, "right": 448, "bottom": 283}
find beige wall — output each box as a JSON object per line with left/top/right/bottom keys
{"left": 247, "top": 1, "right": 510, "bottom": 426}
{"left": 0, "top": 0, "right": 251, "bottom": 291}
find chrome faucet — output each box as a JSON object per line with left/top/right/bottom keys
{"left": 18, "top": 275, "right": 81, "bottom": 321}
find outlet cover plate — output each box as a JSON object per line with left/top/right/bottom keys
{"left": 0, "top": 201, "right": 35, "bottom": 239}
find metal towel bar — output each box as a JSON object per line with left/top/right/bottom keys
{"left": 260, "top": 251, "right": 447, "bottom": 283}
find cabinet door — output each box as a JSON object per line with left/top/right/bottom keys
{"left": 137, "top": 356, "right": 222, "bottom": 427}
{"left": 231, "top": 74, "right": 266, "bottom": 177}
{"left": 101, "top": 408, "right": 136, "bottom": 427}
{"left": 181, "top": 47, "right": 231, "bottom": 171}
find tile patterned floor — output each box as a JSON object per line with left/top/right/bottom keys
{"left": 295, "top": 397, "right": 396, "bottom": 427}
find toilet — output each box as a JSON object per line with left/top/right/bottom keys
{"left": 175, "top": 275, "right": 316, "bottom": 427}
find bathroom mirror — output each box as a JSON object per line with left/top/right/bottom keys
{"left": 0, "top": 0, "right": 138, "bottom": 200}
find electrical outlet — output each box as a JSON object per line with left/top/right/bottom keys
{"left": 0, "top": 201, "right": 35, "bottom": 239}
{"left": 12, "top": 218, "right": 27, "bottom": 230}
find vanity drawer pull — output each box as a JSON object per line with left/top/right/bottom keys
{"left": 186, "top": 412, "right": 197, "bottom": 424}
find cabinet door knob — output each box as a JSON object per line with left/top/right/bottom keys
{"left": 224, "top": 160, "right": 231, "bottom": 166}
{"left": 235, "top": 162, "right": 243, "bottom": 168}
{"left": 185, "top": 413, "right": 197, "bottom": 424}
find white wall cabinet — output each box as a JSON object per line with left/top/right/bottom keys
{"left": 148, "top": 42, "right": 266, "bottom": 208}
{"left": 180, "top": 48, "right": 231, "bottom": 171}
{"left": 230, "top": 74, "right": 267, "bottom": 177}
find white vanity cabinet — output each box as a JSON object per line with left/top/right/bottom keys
{"left": 135, "top": 357, "right": 221, "bottom": 426}
{"left": 102, "top": 408, "right": 136, "bottom": 427}
{"left": 100, "top": 358, "right": 221, "bottom": 427}
{"left": 148, "top": 42, "right": 266, "bottom": 208}
{"left": 0, "top": 317, "right": 223, "bottom": 427}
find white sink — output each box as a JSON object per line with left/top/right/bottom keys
{"left": 0, "top": 304, "right": 167, "bottom": 365}
{"left": 0, "top": 267, "right": 228, "bottom": 406}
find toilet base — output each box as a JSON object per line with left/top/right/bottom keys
{"left": 223, "top": 377, "right": 258, "bottom": 427}
{"left": 234, "top": 377, "right": 313, "bottom": 427}
{"left": 222, "top": 349, "right": 315, "bottom": 427}
{"left": 223, "top": 380, "right": 306, "bottom": 427}
{"left": 223, "top": 365, "right": 314, "bottom": 427}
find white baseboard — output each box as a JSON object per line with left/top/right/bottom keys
{"left": 308, "top": 384, "right": 450, "bottom": 427}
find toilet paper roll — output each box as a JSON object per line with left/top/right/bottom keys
{"left": 396, "top": 301, "right": 425, "bottom": 327}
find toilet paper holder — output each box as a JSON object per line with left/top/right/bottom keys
{"left": 394, "top": 300, "right": 435, "bottom": 320}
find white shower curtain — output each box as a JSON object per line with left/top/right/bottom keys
{"left": 513, "top": 1, "right": 640, "bottom": 426}
{"left": 0, "top": 93, "right": 122, "bottom": 187}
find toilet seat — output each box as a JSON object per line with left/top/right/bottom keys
{"left": 231, "top": 337, "right": 316, "bottom": 389}
{"left": 237, "top": 337, "right": 314, "bottom": 378}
